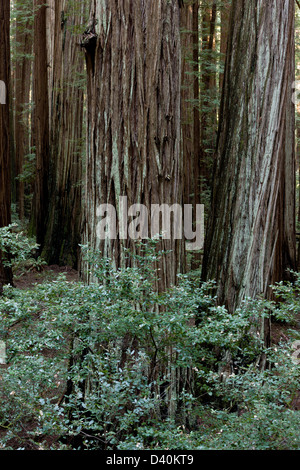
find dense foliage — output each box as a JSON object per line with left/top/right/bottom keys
{"left": 0, "top": 236, "right": 299, "bottom": 450}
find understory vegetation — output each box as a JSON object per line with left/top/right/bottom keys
{"left": 0, "top": 229, "right": 299, "bottom": 450}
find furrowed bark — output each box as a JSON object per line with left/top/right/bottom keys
{"left": 219, "top": 0, "right": 231, "bottom": 91}
{"left": 14, "top": 5, "right": 33, "bottom": 221}
{"left": 83, "top": 0, "right": 183, "bottom": 291}
{"left": 200, "top": 0, "right": 217, "bottom": 188}
{"left": 201, "top": 0, "right": 296, "bottom": 315}
{"left": 0, "top": 0, "right": 13, "bottom": 292}
{"left": 30, "top": 0, "right": 50, "bottom": 247}
{"left": 42, "top": 0, "right": 86, "bottom": 268}
{"left": 181, "top": 0, "right": 202, "bottom": 270}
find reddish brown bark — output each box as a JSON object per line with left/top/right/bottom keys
{"left": 14, "top": 11, "right": 33, "bottom": 221}
{"left": 83, "top": 0, "right": 183, "bottom": 291}
{"left": 30, "top": 0, "right": 50, "bottom": 247}
{"left": 200, "top": 0, "right": 217, "bottom": 191}
{"left": 42, "top": 0, "right": 86, "bottom": 267}
{"left": 0, "top": 0, "right": 13, "bottom": 291}
{"left": 181, "top": 0, "right": 201, "bottom": 270}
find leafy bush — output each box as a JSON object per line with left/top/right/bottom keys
{"left": 0, "top": 224, "right": 45, "bottom": 276}
{"left": 0, "top": 239, "right": 299, "bottom": 450}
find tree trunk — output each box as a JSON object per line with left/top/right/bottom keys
{"left": 181, "top": 0, "right": 202, "bottom": 271}
{"left": 201, "top": 0, "right": 296, "bottom": 315}
{"left": 219, "top": 0, "right": 231, "bottom": 91}
{"left": 41, "top": 0, "right": 86, "bottom": 268}
{"left": 200, "top": 0, "right": 217, "bottom": 189}
{"left": 0, "top": 0, "right": 13, "bottom": 292}
{"left": 14, "top": 2, "right": 33, "bottom": 221}
{"left": 30, "top": 0, "right": 50, "bottom": 247}
{"left": 82, "top": 0, "right": 183, "bottom": 291}
{"left": 297, "top": 119, "right": 300, "bottom": 268}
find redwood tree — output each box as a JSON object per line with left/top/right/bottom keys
{"left": 200, "top": 0, "right": 217, "bottom": 189}
{"left": 14, "top": 0, "right": 33, "bottom": 221}
{"left": 42, "top": 0, "right": 87, "bottom": 267}
{"left": 219, "top": 0, "right": 231, "bottom": 91}
{"left": 30, "top": 0, "right": 50, "bottom": 247}
{"left": 0, "top": 0, "right": 13, "bottom": 292}
{"left": 82, "top": 0, "right": 183, "bottom": 290}
{"left": 201, "top": 0, "right": 296, "bottom": 314}
{"left": 181, "top": 0, "right": 201, "bottom": 271}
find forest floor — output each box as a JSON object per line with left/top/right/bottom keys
{"left": 14, "top": 264, "right": 79, "bottom": 289}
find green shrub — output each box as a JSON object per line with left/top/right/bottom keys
{"left": 0, "top": 224, "right": 45, "bottom": 276}
{"left": 0, "top": 240, "right": 299, "bottom": 450}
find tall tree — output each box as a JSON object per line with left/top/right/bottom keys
{"left": 201, "top": 0, "right": 296, "bottom": 315}
{"left": 181, "top": 0, "right": 201, "bottom": 271}
{"left": 219, "top": 0, "right": 231, "bottom": 91}
{"left": 42, "top": 0, "right": 87, "bottom": 267}
{"left": 30, "top": 0, "right": 50, "bottom": 247}
{"left": 0, "top": 0, "right": 13, "bottom": 292}
{"left": 200, "top": 0, "right": 217, "bottom": 190}
{"left": 82, "top": 0, "right": 183, "bottom": 290}
{"left": 13, "top": 0, "right": 34, "bottom": 221}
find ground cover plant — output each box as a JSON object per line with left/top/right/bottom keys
{"left": 0, "top": 234, "right": 299, "bottom": 450}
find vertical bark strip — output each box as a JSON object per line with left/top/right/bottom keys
{"left": 181, "top": 0, "right": 201, "bottom": 270}
{"left": 200, "top": 0, "right": 217, "bottom": 186}
{"left": 83, "top": 0, "right": 182, "bottom": 290}
{"left": 31, "top": 0, "right": 50, "bottom": 247}
{"left": 201, "top": 0, "right": 296, "bottom": 314}
{"left": 42, "top": 0, "right": 86, "bottom": 267}
{"left": 0, "top": 0, "right": 13, "bottom": 291}
{"left": 219, "top": 0, "right": 231, "bottom": 91}
{"left": 14, "top": 5, "right": 33, "bottom": 221}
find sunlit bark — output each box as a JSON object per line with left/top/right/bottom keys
{"left": 83, "top": 0, "right": 183, "bottom": 290}
{"left": 202, "top": 0, "right": 296, "bottom": 316}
